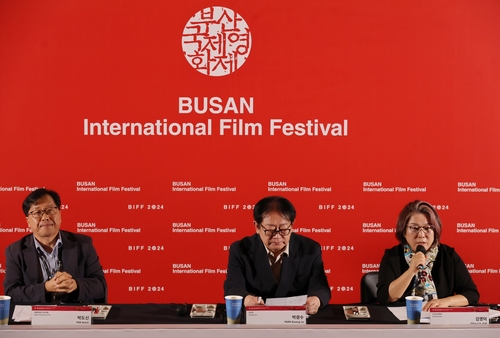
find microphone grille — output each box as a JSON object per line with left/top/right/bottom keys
{"left": 416, "top": 245, "right": 426, "bottom": 254}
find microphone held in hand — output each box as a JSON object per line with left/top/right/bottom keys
{"left": 416, "top": 245, "right": 426, "bottom": 270}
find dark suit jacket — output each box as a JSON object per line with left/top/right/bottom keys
{"left": 377, "top": 243, "right": 479, "bottom": 305}
{"left": 3, "top": 230, "right": 107, "bottom": 304}
{"left": 223, "top": 233, "right": 331, "bottom": 306}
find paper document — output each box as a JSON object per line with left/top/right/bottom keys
{"left": 490, "top": 309, "right": 500, "bottom": 320}
{"left": 13, "top": 305, "right": 34, "bottom": 322}
{"left": 387, "top": 306, "right": 430, "bottom": 323}
{"left": 264, "top": 295, "right": 307, "bottom": 306}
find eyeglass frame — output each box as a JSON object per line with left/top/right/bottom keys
{"left": 259, "top": 223, "right": 293, "bottom": 237}
{"left": 28, "top": 206, "right": 59, "bottom": 219}
{"left": 406, "top": 225, "right": 434, "bottom": 234}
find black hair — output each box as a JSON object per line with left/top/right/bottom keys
{"left": 22, "top": 188, "right": 61, "bottom": 216}
{"left": 253, "top": 196, "right": 296, "bottom": 225}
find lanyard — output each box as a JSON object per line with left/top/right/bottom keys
{"left": 36, "top": 247, "right": 62, "bottom": 281}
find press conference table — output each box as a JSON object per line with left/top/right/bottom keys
{"left": 2, "top": 303, "right": 499, "bottom": 338}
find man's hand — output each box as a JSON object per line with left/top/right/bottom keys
{"left": 244, "top": 295, "right": 264, "bottom": 307}
{"left": 45, "top": 271, "right": 78, "bottom": 294}
{"left": 305, "top": 296, "right": 321, "bottom": 315}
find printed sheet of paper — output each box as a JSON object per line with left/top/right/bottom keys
{"left": 264, "top": 295, "right": 307, "bottom": 306}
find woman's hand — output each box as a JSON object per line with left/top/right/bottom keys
{"left": 422, "top": 295, "right": 469, "bottom": 311}
{"left": 409, "top": 251, "right": 426, "bottom": 273}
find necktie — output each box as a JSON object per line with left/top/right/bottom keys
{"left": 268, "top": 253, "right": 283, "bottom": 283}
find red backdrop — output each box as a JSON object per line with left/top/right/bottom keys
{"left": 1, "top": 0, "right": 499, "bottom": 304}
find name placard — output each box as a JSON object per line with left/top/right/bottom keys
{"left": 31, "top": 306, "right": 92, "bottom": 325}
{"left": 246, "top": 306, "right": 306, "bottom": 325}
{"left": 430, "top": 307, "right": 489, "bottom": 325}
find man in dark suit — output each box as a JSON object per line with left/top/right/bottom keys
{"left": 3, "top": 188, "right": 107, "bottom": 304}
{"left": 223, "top": 196, "right": 331, "bottom": 315}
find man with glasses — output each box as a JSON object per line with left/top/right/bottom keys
{"left": 223, "top": 196, "right": 330, "bottom": 315}
{"left": 376, "top": 200, "right": 479, "bottom": 310}
{"left": 3, "top": 188, "right": 107, "bottom": 304}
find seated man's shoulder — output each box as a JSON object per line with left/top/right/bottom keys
{"left": 293, "top": 233, "right": 321, "bottom": 247}
{"left": 291, "top": 234, "right": 323, "bottom": 256}
{"left": 230, "top": 234, "right": 260, "bottom": 252}
{"left": 6, "top": 233, "right": 33, "bottom": 250}
{"left": 60, "top": 230, "right": 94, "bottom": 244}
{"left": 234, "top": 234, "right": 256, "bottom": 246}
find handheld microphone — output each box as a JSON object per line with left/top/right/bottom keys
{"left": 416, "top": 245, "right": 426, "bottom": 270}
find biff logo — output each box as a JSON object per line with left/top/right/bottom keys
{"left": 182, "top": 7, "right": 252, "bottom": 76}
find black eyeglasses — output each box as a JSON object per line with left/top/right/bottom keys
{"left": 260, "top": 224, "right": 292, "bottom": 237}
{"left": 28, "top": 207, "right": 59, "bottom": 219}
